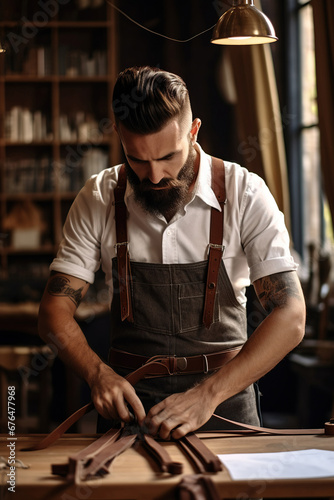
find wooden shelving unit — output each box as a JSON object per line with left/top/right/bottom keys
{"left": 0, "top": 0, "right": 120, "bottom": 283}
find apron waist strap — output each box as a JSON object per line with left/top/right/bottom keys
{"left": 109, "top": 346, "right": 242, "bottom": 376}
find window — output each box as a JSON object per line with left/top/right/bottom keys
{"left": 286, "top": 0, "right": 333, "bottom": 261}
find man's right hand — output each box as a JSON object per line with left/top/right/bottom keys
{"left": 89, "top": 363, "right": 146, "bottom": 423}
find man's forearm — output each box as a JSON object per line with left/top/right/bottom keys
{"left": 38, "top": 306, "right": 105, "bottom": 387}
{"left": 201, "top": 298, "right": 305, "bottom": 409}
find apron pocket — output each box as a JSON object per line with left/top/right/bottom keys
{"left": 178, "top": 281, "right": 219, "bottom": 332}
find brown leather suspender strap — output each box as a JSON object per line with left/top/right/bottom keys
{"left": 114, "top": 164, "right": 133, "bottom": 322}
{"left": 203, "top": 157, "right": 226, "bottom": 328}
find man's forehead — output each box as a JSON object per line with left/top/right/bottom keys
{"left": 119, "top": 119, "right": 188, "bottom": 156}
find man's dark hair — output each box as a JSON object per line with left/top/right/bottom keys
{"left": 112, "top": 66, "right": 190, "bottom": 134}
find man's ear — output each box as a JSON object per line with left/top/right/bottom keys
{"left": 190, "top": 118, "right": 201, "bottom": 145}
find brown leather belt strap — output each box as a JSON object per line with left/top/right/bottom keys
{"left": 114, "top": 164, "right": 133, "bottom": 322}
{"left": 203, "top": 157, "right": 226, "bottom": 329}
{"left": 109, "top": 346, "right": 241, "bottom": 376}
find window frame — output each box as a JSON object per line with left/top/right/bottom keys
{"left": 284, "top": 0, "right": 322, "bottom": 260}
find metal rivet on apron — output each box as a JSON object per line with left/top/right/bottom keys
{"left": 208, "top": 282, "right": 215, "bottom": 289}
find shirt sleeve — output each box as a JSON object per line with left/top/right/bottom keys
{"left": 240, "top": 171, "right": 297, "bottom": 283}
{"left": 50, "top": 171, "right": 113, "bottom": 283}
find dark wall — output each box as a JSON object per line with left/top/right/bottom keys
{"left": 116, "top": 0, "right": 239, "bottom": 162}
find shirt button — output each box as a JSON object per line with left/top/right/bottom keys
{"left": 166, "top": 230, "right": 171, "bottom": 236}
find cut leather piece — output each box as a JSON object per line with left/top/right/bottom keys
{"left": 211, "top": 413, "right": 325, "bottom": 435}
{"left": 143, "top": 434, "right": 183, "bottom": 475}
{"left": 177, "top": 474, "right": 221, "bottom": 500}
{"left": 70, "top": 432, "right": 138, "bottom": 483}
{"left": 51, "top": 427, "right": 122, "bottom": 479}
{"left": 180, "top": 433, "right": 222, "bottom": 473}
{"left": 178, "top": 437, "right": 207, "bottom": 474}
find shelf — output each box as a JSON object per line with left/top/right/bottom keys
{"left": 0, "top": 1, "right": 119, "bottom": 286}
{"left": 2, "top": 140, "right": 53, "bottom": 147}
{"left": 1, "top": 76, "right": 110, "bottom": 83}
{"left": 0, "top": 193, "right": 56, "bottom": 201}
{"left": 0, "top": 21, "right": 111, "bottom": 28}
{"left": 1, "top": 244, "right": 56, "bottom": 256}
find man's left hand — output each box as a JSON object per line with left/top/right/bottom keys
{"left": 144, "top": 383, "right": 216, "bottom": 439}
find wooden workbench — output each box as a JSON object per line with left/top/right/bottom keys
{"left": 1, "top": 432, "right": 333, "bottom": 499}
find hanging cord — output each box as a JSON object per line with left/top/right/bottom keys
{"left": 106, "top": 0, "right": 216, "bottom": 43}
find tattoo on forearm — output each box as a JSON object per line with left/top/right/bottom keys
{"left": 47, "top": 276, "right": 84, "bottom": 307}
{"left": 257, "top": 272, "right": 301, "bottom": 313}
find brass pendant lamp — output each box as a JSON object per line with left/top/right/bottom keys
{"left": 211, "top": 0, "right": 278, "bottom": 45}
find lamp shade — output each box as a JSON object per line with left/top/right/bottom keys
{"left": 211, "top": 0, "right": 278, "bottom": 45}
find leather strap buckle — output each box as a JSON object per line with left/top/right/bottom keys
{"left": 144, "top": 355, "right": 188, "bottom": 374}
{"left": 114, "top": 241, "right": 129, "bottom": 250}
{"left": 202, "top": 354, "right": 209, "bottom": 374}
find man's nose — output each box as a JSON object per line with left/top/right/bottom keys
{"left": 147, "top": 162, "right": 164, "bottom": 184}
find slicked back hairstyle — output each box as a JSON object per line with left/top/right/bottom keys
{"left": 112, "top": 66, "right": 190, "bottom": 134}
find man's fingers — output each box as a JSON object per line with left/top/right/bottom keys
{"left": 118, "top": 388, "right": 146, "bottom": 423}
{"left": 91, "top": 378, "right": 146, "bottom": 423}
{"left": 171, "top": 422, "right": 192, "bottom": 440}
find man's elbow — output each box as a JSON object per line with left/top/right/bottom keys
{"left": 289, "top": 298, "right": 306, "bottom": 347}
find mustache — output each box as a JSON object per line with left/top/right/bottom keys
{"left": 138, "top": 178, "right": 183, "bottom": 192}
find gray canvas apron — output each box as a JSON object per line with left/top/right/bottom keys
{"left": 98, "top": 159, "right": 261, "bottom": 432}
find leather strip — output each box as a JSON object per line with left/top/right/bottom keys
{"left": 51, "top": 427, "right": 122, "bottom": 479}
{"left": 71, "top": 432, "right": 138, "bottom": 482}
{"left": 180, "top": 433, "right": 222, "bottom": 473}
{"left": 143, "top": 434, "right": 183, "bottom": 474}
{"left": 211, "top": 413, "right": 326, "bottom": 435}
{"left": 109, "top": 346, "right": 241, "bottom": 376}
{"left": 21, "top": 360, "right": 171, "bottom": 452}
{"left": 23, "top": 358, "right": 331, "bottom": 453}
{"left": 20, "top": 401, "right": 95, "bottom": 451}
{"left": 114, "top": 164, "right": 133, "bottom": 322}
{"left": 178, "top": 437, "right": 207, "bottom": 474}
{"left": 178, "top": 474, "right": 221, "bottom": 500}
{"left": 203, "top": 157, "right": 226, "bottom": 329}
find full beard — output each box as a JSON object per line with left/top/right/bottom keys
{"left": 125, "top": 143, "right": 197, "bottom": 221}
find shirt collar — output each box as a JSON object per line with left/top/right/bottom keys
{"left": 189, "top": 144, "right": 222, "bottom": 212}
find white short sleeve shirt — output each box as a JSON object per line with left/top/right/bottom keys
{"left": 50, "top": 144, "right": 297, "bottom": 306}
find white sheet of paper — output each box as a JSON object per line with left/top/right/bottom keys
{"left": 218, "top": 448, "right": 334, "bottom": 480}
